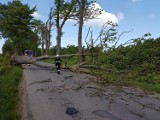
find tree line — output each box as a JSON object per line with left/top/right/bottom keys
{"left": 0, "top": 0, "right": 103, "bottom": 63}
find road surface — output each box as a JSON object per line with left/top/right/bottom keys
{"left": 20, "top": 65, "right": 160, "bottom": 120}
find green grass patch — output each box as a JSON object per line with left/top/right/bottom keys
{"left": 120, "top": 80, "right": 160, "bottom": 93}
{"left": 42, "top": 58, "right": 53, "bottom": 64}
{"left": 42, "top": 56, "right": 80, "bottom": 67}
{"left": 90, "top": 69, "right": 160, "bottom": 92}
{"left": 63, "top": 56, "right": 79, "bottom": 67}
{"left": 0, "top": 66, "right": 22, "bottom": 120}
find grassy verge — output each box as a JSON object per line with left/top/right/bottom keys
{"left": 0, "top": 66, "right": 22, "bottom": 120}
{"left": 90, "top": 69, "right": 160, "bottom": 93}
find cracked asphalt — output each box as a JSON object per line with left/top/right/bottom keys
{"left": 20, "top": 65, "right": 160, "bottom": 120}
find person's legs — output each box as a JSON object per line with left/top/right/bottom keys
{"left": 57, "top": 64, "right": 60, "bottom": 74}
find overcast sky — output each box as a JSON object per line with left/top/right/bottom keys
{"left": 0, "top": 0, "right": 160, "bottom": 53}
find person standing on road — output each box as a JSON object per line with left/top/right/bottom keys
{"left": 55, "top": 54, "right": 61, "bottom": 74}
{"left": 24, "top": 49, "right": 33, "bottom": 66}
{"left": 28, "top": 50, "right": 33, "bottom": 59}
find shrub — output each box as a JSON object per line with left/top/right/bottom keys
{"left": 0, "top": 54, "right": 12, "bottom": 75}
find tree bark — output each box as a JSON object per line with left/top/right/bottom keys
{"left": 56, "top": 27, "right": 62, "bottom": 55}
{"left": 77, "top": 0, "right": 85, "bottom": 63}
{"left": 12, "top": 55, "right": 56, "bottom": 69}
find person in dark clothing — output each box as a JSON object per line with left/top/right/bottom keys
{"left": 55, "top": 55, "right": 61, "bottom": 74}
{"left": 24, "top": 50, "right": 33, "bottom": 66}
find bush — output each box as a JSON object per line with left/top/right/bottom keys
{"left": 0, "top": 54, "right": 12, "bottom": 75}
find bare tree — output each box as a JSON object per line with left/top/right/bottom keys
{"left": 40, "top": 24, "right": 46, "bottom": 55}
{"left": 74, "top": 0, "right": 103, "bottom": 63}
{"left": 76, "top": 0, "right": 85, "bottom": 63}
{"left": 84, "top": 21, "right": 135, "bottom": 63}
{"left": 53, "top": 0, "right": 76, "bottom": 55}
{"left": 45, "top": 7, "right": 55, "bottom": 55}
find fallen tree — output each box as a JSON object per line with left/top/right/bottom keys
{"left": 11, "top": 54, "right": 102, "bottom": 71}
{"left": 12, "top": 55, "right": 56, "bottom": 69}
{"left": 12, "top": 54, "right": 86, "bottom": 69}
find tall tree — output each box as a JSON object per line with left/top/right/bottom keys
{"left": 39, "top": 23, "right": 46, "bottom": 55}
{"left": 76, "top": 0, "right": 85, "bottom": 63}
{"left": 45, "top": 7, "right": 54, "bottom": 55}
{"left": 75, "top": 0, "right": 103, "bottom": 63}
{"left": 0, "top": 0, "right": 36, "bottom": 54}
{"left": 30, "top": 19, "right": 44, "bottom": 56}
{"left": 53, "top": 0, "right": 76, "bottom": 55}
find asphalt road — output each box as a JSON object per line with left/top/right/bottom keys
{"left": 20, "top": 65, "right": 160, "bottom": 120}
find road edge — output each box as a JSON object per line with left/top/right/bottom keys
{"left": 18, "top": 73, "right": 34, "bottom": 120}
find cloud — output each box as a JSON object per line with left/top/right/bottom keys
{"left": 31, "top": 11, "right": 42, "bottom": 19}
{"left": 117, "top": 12, "right": 124, "bottom": 21}
{"left": 84, "top": 3, "right": 119, "bottom": 28}
{"left": 66, "top": 3, "right": 121, "bottom": 28}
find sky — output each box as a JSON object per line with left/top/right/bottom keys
{"left": 0, "top": 0, "right": 160, "bottom": 53}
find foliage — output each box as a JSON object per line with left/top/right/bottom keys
{"left": 0, "top": 1, "right": 38, "bottom": 54}
{"left": 49, "top": 46, "right": 57, "bottom": 55}
{"left": 0, "top": 53, "right": 22, "bottom": 119}
{"left": 0, "top": 54, "right": 12, "bottom": 74}
{"left": 89, "top": 37, "right": 160, "bottom": 92}
{"left": 61, "top": 45, "right": 78, "bottom": 54}
{"left": 43, "top": 36, "right": 160, "bottom": 92}
{"left": 0, "top": 66, "right": 22, "bottom": 120}
{"left": 106, "top": 38, "right": 160, "bottom": 72}
{"left": 2, "top": 39, "right": 14, "bottom": 54}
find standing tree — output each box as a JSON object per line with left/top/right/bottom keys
{"left": 76, "top": 0, "right": 85, "bottom": 63}
{"left": 53, "top": 0, "right": 76, "bottom": 55}
{"left": 45, "top": 7, "right": 55, "bottom": 55}
{"left": 51, "top": 0, "right": 102, "bottom": 61}
{"left": 74, "top": 0, "right": 103, "bottom": 63}
{"left": 0, "top": 0, "right": 36, "bottom": 54}
{"left": 30, "top": 19, "right": 44, "bottom": 56}
{"left": 39, "top": 23, "right": 46, "bottom": 55}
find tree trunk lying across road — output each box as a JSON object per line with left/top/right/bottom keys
{"left": 12, "top": 54, "right": 98, "bottom": 70}
{"left": 12, "top": 55, "right": 57, "bottom": 69}
{"left": 12, "top": 54, "right": 82, "bottom": 64}
{"left": 12, "top": 54, "right": 86, "bottom": 69}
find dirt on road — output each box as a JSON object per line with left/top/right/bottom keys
{"left": 19, "top": 65, "right": 160, "bottom": 120}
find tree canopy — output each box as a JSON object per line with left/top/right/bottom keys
{"left": 0, "top": 0, "right": 38, "bottom": 54}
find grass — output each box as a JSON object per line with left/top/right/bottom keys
{"left": 42, "top": 58, "right": 53, "bottom": 64}
{"left": 42, "top": 56, "right": 80, "bottom": 67}
{"left": 90, "top": 69, "right": 160, "bottom": 93}
{"left": 0, "top": 66, "right": 22, "bottom": 120}
{"left": 123, "top": 80, "right": 160, "bottom": 93}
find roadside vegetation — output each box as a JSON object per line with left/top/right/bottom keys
{"left": 0, "top": 54, "right": 22, "bottom": 120}
{"left": 48, "top": 38, "right": 160, "bottom": 93}
{"left": 87, "top": 37, "right": 160, "bottom": 92}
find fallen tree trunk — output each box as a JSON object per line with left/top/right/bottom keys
{"left": 12, "top": 54, "right": 99, "bottom": 70}
{"left": 12, "top": 55, "right": 36, "bottom": 64}
{"left": 12, "top": 55, "right": 56, "bottom": 69}
{"left": 35, "top": 53, "right": 99, "bottom": 60}
{"left": 12, "top": 54, "right": 87, "bottom": 69}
